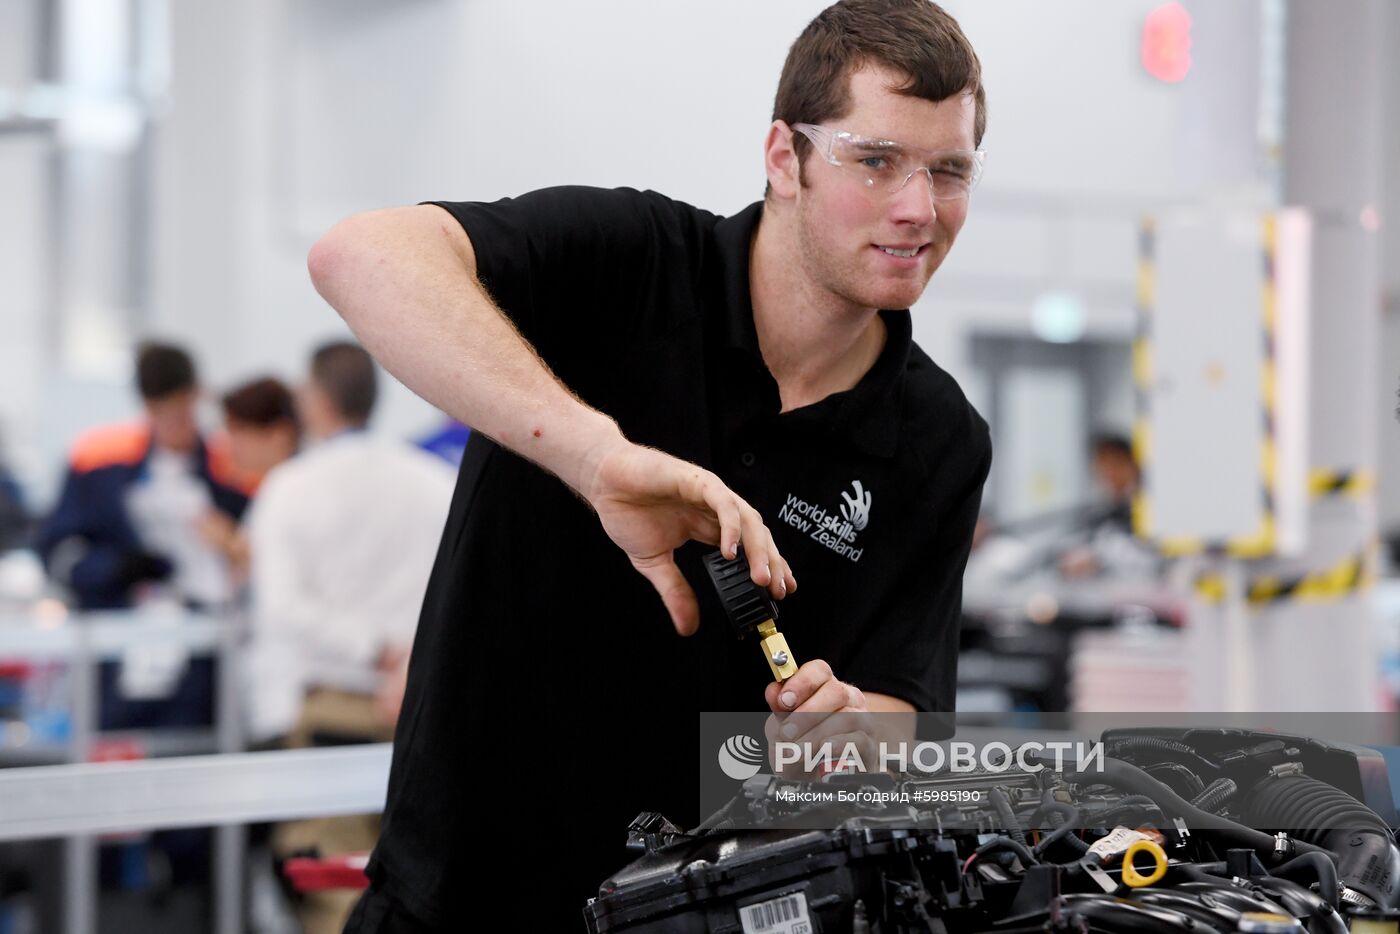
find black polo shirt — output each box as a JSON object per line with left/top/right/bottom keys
{"left": 367, "top": 186, "right": 991, "bottom": 927}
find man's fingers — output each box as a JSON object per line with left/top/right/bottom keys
{"left": 688, "top": 514, "right": 721, "bottom": 546}
{"left": 713, "top": 496, "right": 744, "bottom": 560}
{"left": 817, "top": 730, "right": 882, "bottom": 774}
{"left": 688, "top": 472, "right": 796, "bottom": 596}
{"left": 737, "top": 505, "right": 772, "bottom": 585}
{"left": 774, "top": 554, "right": 797, "bottom": 597}
{"left": 631, "top": 554, "right": 699, "bottom": 636}
{"left": 772, "top": 659, "right": 834, "bottom": 710}
{"left": 738, "top": 506, "right": 795, "bottom": 600}
{"left": 783, "top": 710, "right": 875, "bottom": 744}
{"left": 692, "top": 476, "right": 752, "bottom": 562}
{"left": 757, "top": 527, "right": 795, "bottom": 600}
{"left": 794, "top": 677, "right": 861, "bottom": 715}
{"left": 763, "top": 712, "right": 783, "bottom": 745}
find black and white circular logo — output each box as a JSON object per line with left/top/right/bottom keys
{"left": 717, "top": 734, "right": 764, "bottom": 781}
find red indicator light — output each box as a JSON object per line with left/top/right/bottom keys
{"left": 1143, "top": 2, "right": 1193, "bottom": 83}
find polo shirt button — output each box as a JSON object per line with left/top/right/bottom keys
{"left": 740, "top": 452, "right": 756, "bottom": 468}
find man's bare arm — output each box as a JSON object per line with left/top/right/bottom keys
{"left": 308, "top": 205, "right": 614, "bottom": 494}
{"left": 307, "top": 205, "right": 795, "bottom": 631}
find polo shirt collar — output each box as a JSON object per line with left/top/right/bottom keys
{"left": 713, "top": 201, "right": 910, "bottom": 459}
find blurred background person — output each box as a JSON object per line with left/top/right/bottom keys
{"left": 221, "top": 376, "right": 301, "bottom": 488}
{"left": 199, "top": 377, "right": 302, "bottom": 584}
{"left": 243, "top": 341, "right": 453, "bottom": 934}
{"left": 33, "top": 341, "right": 250, "bottom": 728}
{"left": 1058, "top": 432, "right": 1156, "bottom": 580}
{"left": 1087, "top": 433, "right": 1140, "bottom": 527}
{"left": 0, "top": 425, "right": 28, "bottom": 553}
{"left": 34, "top": 342, "right": 249, "bottom": 613}
{"left": 26, "top": 342, "right": 253, "bottom": 915}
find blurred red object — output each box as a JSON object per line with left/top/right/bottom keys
{"left": 89, "top": 739, "right": 145, "bottom": 762}
{"left": 284, "top": 854, "right": 371, "bottom": 892}
{"left": 1142, "top": 2, "right": 1192, "bottom": 83}
{"left": 0, "top": 661, "right": 32, "bottom": 679}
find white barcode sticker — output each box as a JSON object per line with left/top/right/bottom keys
{"left": 739, "top": 891, "right": 812, "bottom": 934}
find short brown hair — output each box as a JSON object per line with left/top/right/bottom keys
{"left": 772, "top": 0, "right": 986, "bottom": 182}
{"left": 309, "top": 341, "right": 378, "bottom": 425}
{"left": 135, "top": 342, "right": 197, "bottom": 400}
{"left": 222, "top": 377, "right": 298, "bottom": 430}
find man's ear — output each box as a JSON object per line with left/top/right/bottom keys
{"left": 764, "top": 121, "right": 801, "bottom": 201}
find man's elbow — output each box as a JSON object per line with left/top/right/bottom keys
{"left": 307, "top": 205, "right": 473, "bottom": 306}
{"left": 306, "top": 214, "right": 366, "bottom": 303}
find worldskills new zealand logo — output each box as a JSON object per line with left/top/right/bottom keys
{"left": 777, "top": 480, "right": 872, "bottom": 562}
{"left": 840, "top": 480, "right": 872, "bottom": 531}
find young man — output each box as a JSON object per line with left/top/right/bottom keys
{"left": 310, "top": 1, "right": 992, "bottom": 927}
{"left": 35, "top": 341, "right": 251, "bottom": 762}
{"left": 37, "top": 342, "right": 250, "bottom": 615}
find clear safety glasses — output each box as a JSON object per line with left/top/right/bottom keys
{"left": 792, "top": 123, "right": 986, "bottom": 202}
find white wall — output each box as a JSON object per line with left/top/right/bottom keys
{"left": 147, "top": 0, "right": 1268, "bottom": 402}
{"left": 0, "top": 137, "right": 49, "bottom": 494}
{"left": 8, "top": 0, "right": 1395, "bottom": 519}
{"left": 924, "top": 0, "right": 1269, "bottom": 396}
{"left": 149, "top": 0, "right": 827, "bottom": 422}
{"left": 0, "top": 0, "right": 50, "bottom": 497}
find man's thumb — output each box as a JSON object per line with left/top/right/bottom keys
{"left": 631, "top": 554, "right": 700, "bottom": 636}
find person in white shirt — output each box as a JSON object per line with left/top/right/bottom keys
{"left": 244, "top": 342, "right": 455, "bottom": 744}
{"left": 245, "top": 341, "right": 455, "bottom": 934}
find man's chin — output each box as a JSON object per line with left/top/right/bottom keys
{"left": 857, "top": 267, "right": 934, "bottom": 306}
{"left": 865, "top": 281, "right": 929, "bottom": 311}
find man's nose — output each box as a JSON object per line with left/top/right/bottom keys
{"left": 889, "top": 167, "right": 936, "bottom": 226}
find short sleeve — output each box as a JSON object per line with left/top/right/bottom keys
{"left": 424, "top": 186, "right": 710, "bottom": 379}
{"left": 843, "top": 423, "right": 992, "bottom": 712}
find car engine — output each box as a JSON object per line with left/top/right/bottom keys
{"left": 585, "top": 728, "right": 1400, "bottom": 934}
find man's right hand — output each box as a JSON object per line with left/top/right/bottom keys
{"left": 580, "top": 439, "right": 795, "bottom": 636}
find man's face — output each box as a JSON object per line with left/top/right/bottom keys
{"left": 145, "top": 388, "right": 200, "bottom": 453}
{"left": 792, "top": 65, "right": 977, "bottom": 312}
{"left": 1093, "top": 449, "right": 1140, "bottom": 500}
{"left": 226, "top": 420, "right": 296, "bottom": 476}
{"left": 296, "top": 380, "right": 337, "bottom": 441}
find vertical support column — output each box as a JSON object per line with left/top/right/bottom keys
{"left": 64, "top": 622, "right": 96, "bottom": 934}
{"left": 214, "top": 613, "right": 245, "bottom": 934}
{"left": 39, "top": 0, "right": 65, "bottom": 365}
{"left": 1245, "top": 0, "right": 1386, "bottom": 709}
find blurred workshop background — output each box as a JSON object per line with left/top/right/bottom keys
{"left": 0, "top": 0, "right": 1398, "bottom": 931}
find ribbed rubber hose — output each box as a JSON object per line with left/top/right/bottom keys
{"left": 989, "top": 786, "right": 1027, "bottom": 847}
{"left": 974, "top": 835, "right": 1038, "bottom": 867}
{"left": 1064, "top": 758, "right": 1332, "bottom": 859}
{"left": 1033, "top": 802, "right": 1088, "bottom": 857}
{"left": 1244, "top": 775, "right": 1392, "bottom": 844}
{"left": 1190, "top": 778, "right": 1237, "bottom": 815}
{"left": 1104, "top": 735, "right": 1219, "bottom": 773}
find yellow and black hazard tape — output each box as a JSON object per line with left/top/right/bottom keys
{"left": 1131, "top": 216, "right": 1280, "bottom": 560}
{"left": 1308, "top": 468, "right": 1374, "bottom": 500}
{"left": 1194, "top": 550, "right": 1374, "bottom": 606}
{"left": 1132, "top": 221, "right": 1156, "bottom": 541}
